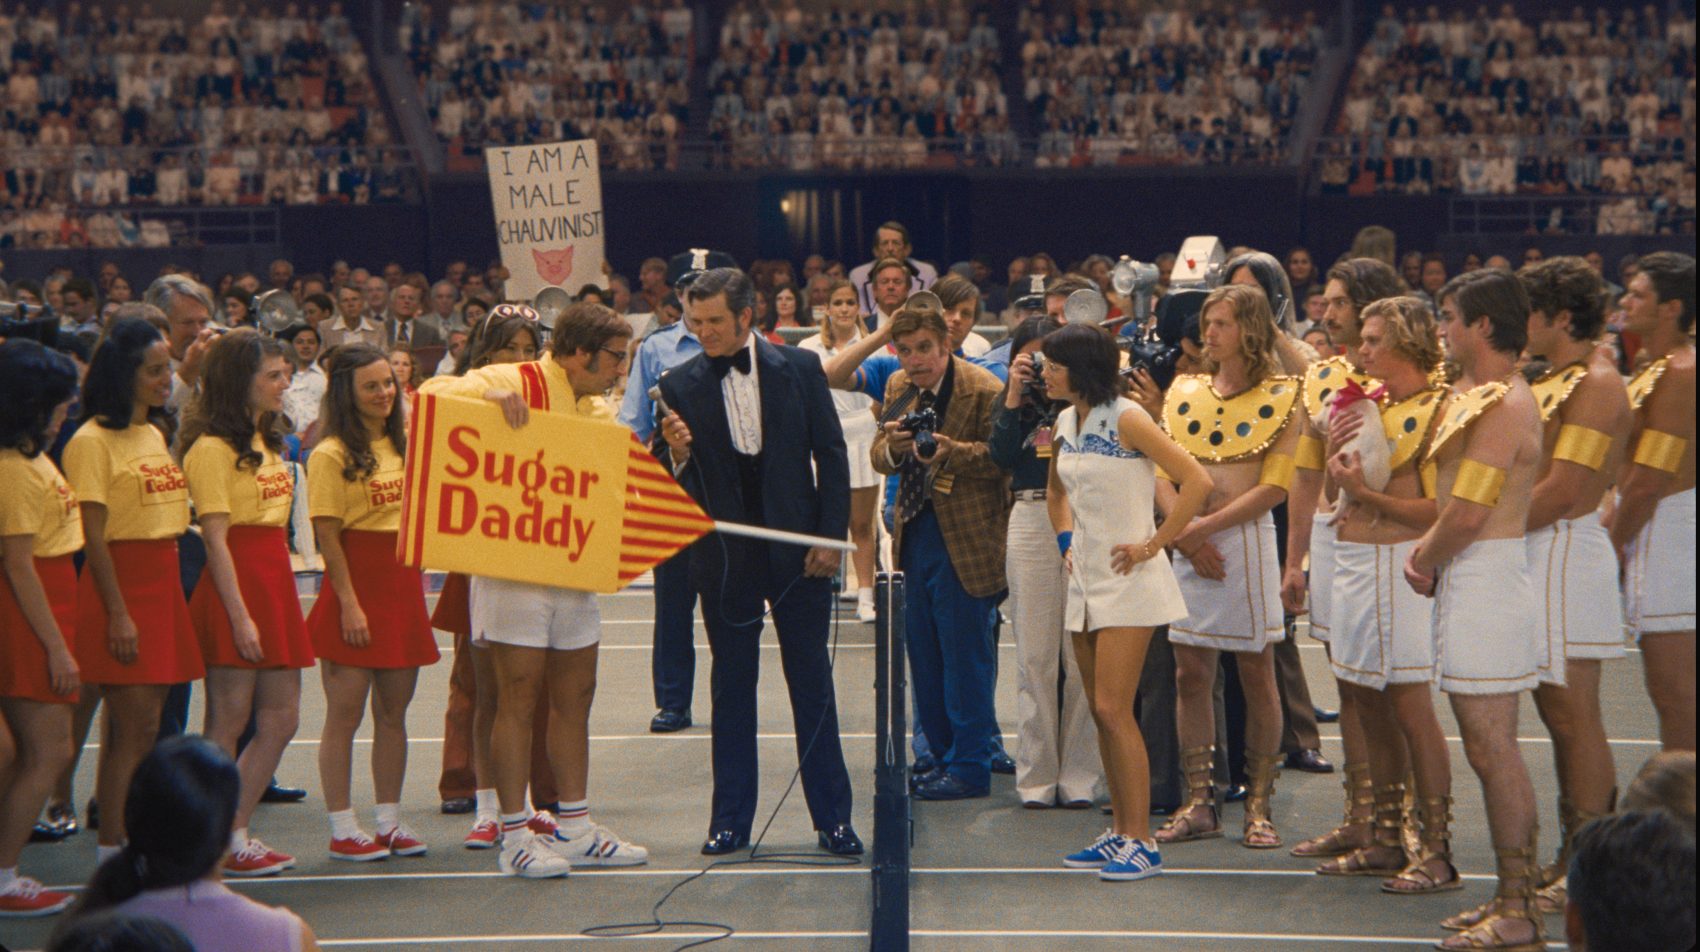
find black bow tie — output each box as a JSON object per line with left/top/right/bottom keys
{"left": 709, "top": 347, "right": 752, "bottom": 379}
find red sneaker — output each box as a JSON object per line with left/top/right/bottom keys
{"left": 0, "top": 877, "right": 73, "bottom": 917}
{"left": 330, "top": 832, "right": 390, "bottom": 862}
{"left": 224, "top": 839, "right": 289, "bottom": 877}
{"left": 376, "top": 824, "right": 428, "bottom": 857}
{"left": 255, "top": 838, "right": 295, "bottom": 870}
{"left": 527, "top": 811, "right": 559, "bottom": 837}
{"left": 464, "top": 819, "right": 501, "bottom": 850}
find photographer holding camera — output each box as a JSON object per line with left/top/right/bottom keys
{"left": 872, "top": 304, "right": 1010, "bottom": 801}
{"left": 989, "top": 315, "right": 1101, "bottom": 809}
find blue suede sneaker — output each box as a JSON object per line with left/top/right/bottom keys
{"left": 1099, "top": 837, "right": 1163, "bottom": 881}
{"left": 1063, "top": 829, "right": 1126, "bottom": 869}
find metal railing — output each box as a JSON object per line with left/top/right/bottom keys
{"left": 1448, "top": 194, "right": 1697, "bottom": 236}
{"left": 5, "top": 145, "right": 423, "bottom": 204}
{"left": 4, "top": 205, "right": 282, "bottom": 248}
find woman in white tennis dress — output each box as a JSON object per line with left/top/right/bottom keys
{"left": 1039, "top": 324, "right": 1211, "bottom": 884}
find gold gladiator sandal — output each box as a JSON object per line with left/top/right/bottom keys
{"left": 1535, "top": 796, "right": 1609, "bottom": 915}
{"left": 1318, "top": 782, "right": 1408, "bottom": 875}
{"left": 1383, "top": 794, "right": 1463, "bottom": 895}
{"left": 1437, "top": 837, "right": 1545, "bottom": 952}
{"left": 1241, "top": 751, "right": 1283, "bottom": 850}
{"left": 1155, "top": 745, "right": 1223, "bottom": 844}
{"left": 1291, "top": 762, "right": 1374, "bottom": 858}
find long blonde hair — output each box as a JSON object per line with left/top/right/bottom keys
{"left": 816, "top": 278, "right": 865, "bottom": 349}
{"left": 1201, "top": 284, "right": 1281, "bottom": 383}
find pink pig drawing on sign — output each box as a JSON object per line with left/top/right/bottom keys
{"left": 532, "top": 246, "right": 575, "bottom": 286}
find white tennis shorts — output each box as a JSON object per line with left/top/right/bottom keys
{"left": 469, "top": 575, "right": 601, "bottom": 651}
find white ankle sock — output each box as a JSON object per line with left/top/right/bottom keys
{"left": 328, "top": 809, "right": 360, "bottom": 839}
{"left": 374, "top": 803, "right": 400, "bottom": 835}
{"left": 500, "top": 811, "right": 530, "bottom": 835}
{"left": 231, "top": 828, "right": 249, "bottom": 852}
{"left": 555, "top": 800, "right": 592, "bottom": 838}
{"left": 858, "top": 587, "right": 873, "bottom": 600}
{"left": 475, "top": 788, "right": 499, "bottom": 822}
{"left": 96, "top": 844, "right": 123, "bottom": 864}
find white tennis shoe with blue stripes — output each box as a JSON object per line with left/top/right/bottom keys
{"left": 498, "top": 829, "right": 571, "bottom": 878}
{"left": 548, "top": 823, "right": 650, "bottom": 867}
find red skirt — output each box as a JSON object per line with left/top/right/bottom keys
{"left": 0, "top": 555, "right": 80, "bottom": 703}
{"left": 307, "top": 530, "right": 439, "bottom": 669}
{"left": 75, "top": 539, "right": 204, "bottom": 686}
{"left": 432, "top": 572, "right": 471, "bottom": 637}
{"left": 190, "top": 526, "right": 314, "bottom": 670}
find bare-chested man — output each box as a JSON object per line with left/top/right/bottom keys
{"left": 1607, "top": 251, "right": 1696, "bottom": 752}
{"left": 1314, "top": 297, "right": 1457, "bottom": 895}
{"left": 1515, "top": 256, "right": 1633, "bottom": 914}
{"left": 1155, "top": 284, "right": 1302, "bottom": 851}
{"left": 1406, "top": 269, "right": 1546, "bottom": 952}
{"left": 1282, "top": 257, "right": 1406, "bottom": 862}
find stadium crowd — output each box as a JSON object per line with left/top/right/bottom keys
{"left": 0, "top": 1, "right": 401, "bottom": 212}
{"left": 1322, "top": 1, "right": 1697, "bottom": 234}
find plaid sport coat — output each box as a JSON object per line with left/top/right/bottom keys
{"left": 871, "top": 356, "right": 1012, "bottom": 599}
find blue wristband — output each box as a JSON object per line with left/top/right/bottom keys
{"left": 1056, "top": 531, "right": 1072, "bottom": 555}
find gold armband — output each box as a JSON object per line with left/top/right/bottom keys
{"left": 1451, "top": 459, "right": 1507, "bottom": 508}
{"left": 1295, "top": 434, "right": 1326, "bottom": 471}
{"left": 1259, "top": 453, "right": 1296, "bottom": 491}
{"left": 1552, "top": 424, "right": 1612, "bottom": 472}
{"left": 1420, "top": 460, "right": 1438, "bottom": 500}
{"left": 1632, "top": 429, "right": 1688, "bottom": 474}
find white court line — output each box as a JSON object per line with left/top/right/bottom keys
{"left": 321, "top": 934, "right": 863, "bottom": 947}
{"left": 314, "top": 932, "right": 1563, "bottom": 948}
{"left": 81, "top": 732, "right": 1661, "bottom": 750}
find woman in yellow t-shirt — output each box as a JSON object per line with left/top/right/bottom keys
{"left": 63, "top": 317, "right": 203, "bottom": 858}
{"left": 0, "top": 341, "right": 83, "bottom": 917}
{"left": 179, "top": 329, "right": 312, "bottom": 878}
{"left": 306, "top": 344, "right": 438, "bottom": 861}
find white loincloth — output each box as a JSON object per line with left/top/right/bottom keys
{"left": 1624, "top": 488, "right": 1697, "bottom": 638}
{"left": 1527, "top": 514, "right": 1628, "bottom": 686}
{"left": 1169, "top": 513, "right": 1285, "bottom": 654}
{"left": 1307, "top": 517, "right": 1337, "bottom": 643}
{"left": 1329, "top": 539, "right": 1436, "bottom": 690}
{"left": 1433, "top": 538, "right": 1540, "bottom": 695}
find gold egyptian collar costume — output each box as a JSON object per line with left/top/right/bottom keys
{"left": 1528, "top": 360, "right": 1589, "bottom": 423}
{"left": 1627, "top": 356, "right": 1670, "bottom": 410}
{"left": 1302, "top": 355, "right": 1376, "bottom": 421}
{"left": 1425, "top": 378, "right": 1513, "bottom": 462}
{"left": 1381, "top": 386, "right": 1448, "bottom": 470}
{"left": 1164, "top": 374, "right": 1299, "bottom": 463}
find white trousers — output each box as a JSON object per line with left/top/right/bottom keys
{"left": 1006, "top": 499, "right": 1102, "bottom": 804}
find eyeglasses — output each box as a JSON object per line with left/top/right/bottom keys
{"left": 600, "top": 347, "right": 629, "bottom": 364}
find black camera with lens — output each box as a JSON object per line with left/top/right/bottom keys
{"left": 898, "top": 406, "right": 939, "bottom": 460}
{"left": 1024, "top": 354, "right": 1050, "bottom": 405}
{"left": 1119, "top": 287, "right": 1207, "bottom": 392}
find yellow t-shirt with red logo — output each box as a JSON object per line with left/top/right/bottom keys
{"left": 62, "top": 421, "right": 191, "bottom": 541}
{"left": 307, "top": 433, "right": 405, "bottom": 532}
{"left": 0, "top": 450, "right": 83, "bottom": 557}
{"left": 183, "top": 433, "right": 294, "bottom": 527}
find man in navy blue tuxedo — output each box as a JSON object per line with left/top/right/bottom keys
{"left": 657, "top": 268, "right": 861, "bottom": 857}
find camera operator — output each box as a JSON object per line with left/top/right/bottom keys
{"left": 989, "top": 315, "right": 1099, "bottom": 808}
{"left": 872, "top": 305, "right": 1010, "bottom": 801}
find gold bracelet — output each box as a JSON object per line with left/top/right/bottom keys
{"left": 1552, "top": 424, "right": 1612, "bottom": 472}
{"left": 1632, "top": 429, "right": 1688, "bottom": 474}
{"left": 1259, "top": 453, "right": 1297, "bottom": 491}
{"left": 1295, "top": 434, "right": 1326, "bottom": 471}
{"left": 1451, "top": 458, "right": 1507, "bottom": 508}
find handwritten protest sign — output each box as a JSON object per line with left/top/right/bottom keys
{"left": 397, "top": 393, "right": 713, "bottom": 593}
{"left": 485, "top": 139, "right": 605, "bottom": 302}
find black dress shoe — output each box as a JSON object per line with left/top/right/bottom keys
{"left": 817, "top": 824, "right": 864, "bottom": 856}
{"left": 913, "top": 773, "right": 989, "bottom": 801}
{"left": 990, "top": 751, "right": 1016, "bottom": 775}
{"left": 1059, "top": 798, "right": 1093, "bottom": 810}
{"left": 261, "top": 780, "right": 308, "bottom": 803}
{"left": 1285, "top": 749, "right": 1335, "bottom": 774}
{"left": 1313, "top": 706, "right": 1340, "bottom": 724}
{"left": 46, "top": 803, "right": 77, "bottom": 836}
{"left": 441, "top": 797, "right": 476, "bottom": 815}
{"left": 1223, "top": 783, "right": 1248, "bottom": 803}
{"left": 701, "top": 829, "right": 750, "bottom": 855}
{"left": 650, "top": 709, "right": 692, "bottom": 733}
{"left": 912, "top": 753, "right": 938, "bottom": 776}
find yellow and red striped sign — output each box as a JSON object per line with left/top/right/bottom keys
{"left": 397, "top": 392, "right": 712, "bottom": 593}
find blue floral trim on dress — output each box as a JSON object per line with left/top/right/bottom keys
{"left": 1059, "top": 432, "right": 1146, "bottom": 460}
